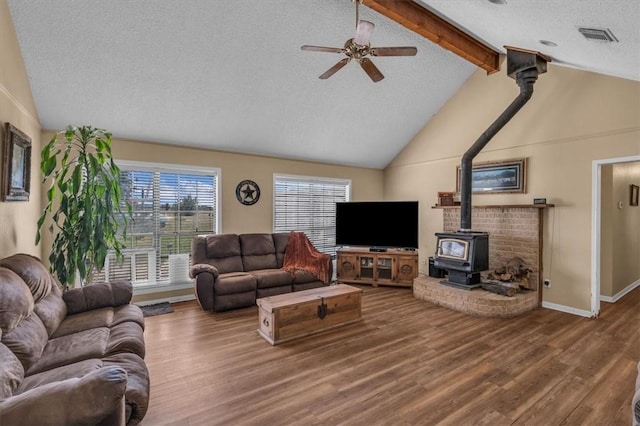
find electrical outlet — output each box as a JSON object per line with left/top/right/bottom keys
{"left": 544, "top": 279, "right": 551, "bottom": 288}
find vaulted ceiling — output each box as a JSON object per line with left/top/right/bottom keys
{"left": 7, "top": 0, "right": 640, "bottom": 169}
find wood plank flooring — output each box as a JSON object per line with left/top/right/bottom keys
{"left": 140, "top": 285, "right": 639, "bottom": 425}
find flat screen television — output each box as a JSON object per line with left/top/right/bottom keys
{"left": 335, "top": 201, "right": 419, "bottom": 249}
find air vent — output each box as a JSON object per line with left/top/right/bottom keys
{"left": 578, "top": 27, "right": 619, "bottom": 42}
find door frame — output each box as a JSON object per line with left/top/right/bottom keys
{"left": 591, "top": 154, "right": 640, "bottom": 316}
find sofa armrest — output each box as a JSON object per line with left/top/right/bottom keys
{"left": 63, "top": 281, "right": 133, "bottom": 315}
{"left": 189, "top": 263, "right": 219, "bottom": 279}
{"left": 0, "top": 367, "right": 127, "bottom": 426}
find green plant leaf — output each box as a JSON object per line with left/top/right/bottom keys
{"left": 36, "top": 125, "right": 132, "bottom": 287}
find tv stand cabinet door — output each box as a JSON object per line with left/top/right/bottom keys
{"left": 337, "top": 252, "right": 359, "bottom": 281}
{"left": 396, "top": 254, "right": 419, "bottom": 284}
{"left": 374, "top": 255, "right": 395, "bottom": 284}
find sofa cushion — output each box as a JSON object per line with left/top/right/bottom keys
{"left": 272, "top": 232, "right": 290, "bottom": 268}
{"left": 52, "top": 304, "right": 144, "bottom": 339}
{"left": 27, "top": 327, "right": 109, "bottom": 375}
{"left": 52, "top": 307, "right": 114, "bottom": 338}
{"left": 105, "top": 321, "right": 145, "bottom": 359}
{"left": 240, "top": 234, "right": 277, "bottom": 271}
{"left": 18, "top": 358, "right": 102, "bottom": 393}
{"left": 215, "top": 273, "right": 257, "bottom": 296}
{"left": 0, "top": 257, "right": 67, "bottom": 363}
{"left": 63, "top": 281, "right": 133, "bottom": 315}
{"left": 251, "top": 269, "right": 294, "bottom": 289}
{"left": 0, "top": 254, "right": 56, "bottom": 303}
{"left": 0, "top": 342, "right": 24, "bottom": 399}
{"left": 292, "top": 269, "right": 323, "bottom": 284}
{"left": 0, "top": 366, "right": 128, "bottom": 426}
{"left": 33, "top": 284, "right": 67, "bottom": 337}
{"left": 2, "top": 313, "right": 49, "bottom": 372}
{"left": 0, "top": 268, "right": 34, "bottom": 334}
{"left": 205, "top": 234, "right": 244, "bottom": 273}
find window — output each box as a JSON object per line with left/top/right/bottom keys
{"left": 273, "top": 174, "right": 351, "bottom": 255}
{"left": 92, "top": 161, "right": 219, "bottom": 287}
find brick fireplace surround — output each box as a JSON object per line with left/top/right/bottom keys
{"left": 414, "top": 205, "right": 553, "bottom": 318}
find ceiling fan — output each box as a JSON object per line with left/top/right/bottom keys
{"left": 301, "top": 0, "right": 417, "bottom": 82}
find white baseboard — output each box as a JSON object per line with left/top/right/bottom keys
{"left": 135, "top": 294, "right": 196, "bottom": 306}
{"left": 600, "top": 279, "right": 640, "bottom": 303}
{"left": 541, "top": 301, "right": 593, "bottom": 318}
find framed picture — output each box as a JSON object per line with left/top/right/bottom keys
{"left": 3, "top": 123, "right": 32, "bottom": 202}
{"left": 631, "top": 184, "right": 639, "bottom": 207}
{"left": 456, "top": 158, "right": 527, "bottom": 194}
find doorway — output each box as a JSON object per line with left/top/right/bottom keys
{"left": 591, "top": 155, "right": 640, "bottom": 316}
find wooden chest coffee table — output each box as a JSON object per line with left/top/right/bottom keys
{"left": 256, "top": 284, "right": 363, "bottom": 345}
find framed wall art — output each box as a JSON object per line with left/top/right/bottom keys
{"left": 3, "top": 123, "right": 32, "bottom": 202}
{"left": 456, "top": 158, "right": 527, "bottom": 194}
{"left": 630, "top": 184, "right": 639, "bottom": 207}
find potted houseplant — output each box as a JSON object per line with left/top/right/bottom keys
{"left": 36, "top": 125, "right": 131, "bottom": 289}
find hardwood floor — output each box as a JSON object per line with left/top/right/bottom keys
{"left": 141, "top": 285, "right": 639, "bottom": 425}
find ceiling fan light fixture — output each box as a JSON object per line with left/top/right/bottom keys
{"left": 354, "top": 20, "right": 374, "bottom": 46}
{"left": 300, "top": 1, "right": 416, "bottom": 82}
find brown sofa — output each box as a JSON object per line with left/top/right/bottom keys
{"left": 0, "top": 254, "right": 149, "bottom": 426}
{"left": 190, "top": 232, "right": 332, "bottom": 312}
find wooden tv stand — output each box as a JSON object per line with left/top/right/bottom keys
{"left": 336, "top": 247, "right": 418, "bottom": 288}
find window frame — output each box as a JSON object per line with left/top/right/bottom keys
{"left": 111, "top": 160, "right": 221, "bottom": 290}
{"left": 273, "top": 173, "right": 351, "bottom": 256}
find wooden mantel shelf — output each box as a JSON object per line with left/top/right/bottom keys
{"left": 432, "top": 204, "right": 555, "bottom": 209}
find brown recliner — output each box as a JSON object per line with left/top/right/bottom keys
{"left": 0, "top": 253, "right": 149, "bottom": 425}
{"left": 190, "top": 232, "right": 332, "bottom": 312}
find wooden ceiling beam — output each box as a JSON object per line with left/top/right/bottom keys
{"left": 362, "top": 0, "right": 501, "bottom": 74}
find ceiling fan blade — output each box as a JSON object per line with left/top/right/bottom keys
{"left": 301, "top": 45, "right": 345, "bottom": 54}
{"left": 354, "top": 20, "right": 375, "bottom": 46}
{"left": 319, "top": 58, "right": 350, "bottom": 80}
{"left": 360, "top": 58, "right": 384, "bottom": 83}
{"left": 370, "top": 46, "right": 418, "bottom": 57}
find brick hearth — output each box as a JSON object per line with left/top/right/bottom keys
{"left": 413, "top": 275, "right": 538, "bottom": 318}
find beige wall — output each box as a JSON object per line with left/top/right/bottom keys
{"left": 0, "top": 0, "right": 42, "bottom": 259}
{"left": 385, "top": 62, "right": 640, "bottom": 312}
{"left": 107, "top": 138, "right": 383, "bottom": 235}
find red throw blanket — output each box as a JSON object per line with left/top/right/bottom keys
{"left": 283, "top": 231, "right": 331, "bottom": 284}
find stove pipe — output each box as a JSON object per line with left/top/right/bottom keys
{"left": 459, "top": 47, "right": 549, "bottom": 232}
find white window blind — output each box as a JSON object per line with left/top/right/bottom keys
{"left": 273, "top": 174, "right": 350, "bottom": 255}
{"left": 92, "top": 161, "right": 219, "bottom": 287}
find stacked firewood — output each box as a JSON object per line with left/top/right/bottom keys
{"left": 481, "top": 257, "right": 533, "bottom": 297}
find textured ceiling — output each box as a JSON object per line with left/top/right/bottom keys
{"left": 419, "top": 0, "right": 640, "bottom": 82}
{"left": 7, "top": 0, "right": 640, "bottom": 169}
